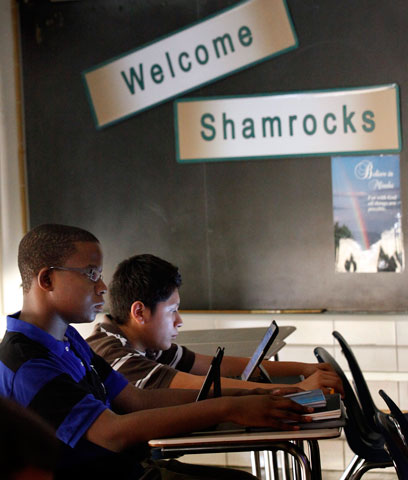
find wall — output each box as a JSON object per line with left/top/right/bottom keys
{"left": 18, "top": 0, "right": 408, "bottom": 312}
{"left": 0, "top": 0, "right": 25, "bottom": 335}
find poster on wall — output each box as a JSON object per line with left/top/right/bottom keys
{"left": 332, "top": 155, "right": 404, "bottom": 273}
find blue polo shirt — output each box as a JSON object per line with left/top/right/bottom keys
{"left": 0, "top": 313, "right": 128, "bottom": 448}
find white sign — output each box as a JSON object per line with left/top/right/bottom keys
{"left": 83, "top": 0, "right": 297, "bottom": 128}
{"left": 174, "top": 84, "right": 401, "bottom": 162}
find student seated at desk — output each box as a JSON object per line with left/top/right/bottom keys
{"left": 0, "top": 395, "right": 58, "bottom": 480}
{"left": 87, "top": 254, "right": 343, "bottom": 394}
{"left": 0, "top": 224, "right": 315, "bottom": 480}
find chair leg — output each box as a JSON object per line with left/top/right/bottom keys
{"left": 339, "top": 455, "right": 365, "bottom": 480}
{"left": 251, "top": 451, "right": 262, "bottom": 479}
{"left": 271, "top": 451, "right": 279, "bottom": 479}
{"left": 263, "top": 451, "right": 279, "bottom": 480}
{"left": 307, "top": 440, "right": 322, "bottom": 480}
{"left": 280, "top": 450, "right": 292, "bottom": 480}
{"left": 280, "top": 443, "right": 312, "bottom": 480}
{"left": 292, "top": 441, "right": 304, "bottom": 479}
{"left": 349, "top": 461, "right": 393, "bottom": 480}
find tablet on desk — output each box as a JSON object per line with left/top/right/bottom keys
{"left": 240, "top": 320, "right": 279, "bottom": 381}
{"left": 196, "top": 346, "right": 224, "bottom": 401}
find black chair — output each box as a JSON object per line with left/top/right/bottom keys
{"left": 314, "top": 347, "right": 391, "bottom": 480}
{"left": 378, "top": 389, "right": 408, "bottom": 444}
{"left": 375, "top": 410, "right": 408, "bottom": 480}
{"left": 56, "top": 438, "right": 147, "bottom": 480}
{"left": 332, "top": 331, "right": 380, "bottom": 432}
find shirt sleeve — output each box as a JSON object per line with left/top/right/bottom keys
{"left": 91, "top": 351, "right": 128, "bottom": 401}
{"left": 110, "top": 352, "right": 179, "bottom": 389}
{"left": 156, "top": 344, "right": 195, "bottom": 373}
{"left": 13, "top": 358, "right": 108, "bottom": 448}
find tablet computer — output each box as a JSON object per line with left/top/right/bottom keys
{"left": 196, "top": 346, "right": 224, "bottom": 401}
{"left": 240, "top": 320, "right": 279, "bottom": 381}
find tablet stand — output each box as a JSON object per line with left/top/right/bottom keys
{"left": 258, "top": 364, "right": 274, "bottom": 383}
{"left": 196, "top": 347, "right": 224, "bottom": 401}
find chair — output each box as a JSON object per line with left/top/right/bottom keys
{"left": 375, "top": 410, "right": 408, "bottom": 479}
{"left": 332, "top": 331, "right": 380, "bottom": 432}
{"left": 378, "top": 389, "right": 408, "bottom": 444}
{"left": 314, "top": 347, "right": 391, "bottom": 480}
{"left": 56, "top": 438, "right": 146, "bottom": 480}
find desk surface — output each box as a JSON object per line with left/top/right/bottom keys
{"left": 177, "top": 325, "right": 296, "bottom": 343}
{"left": 149, "top": 427, "right": 341, "bottom": 449}
{"left": 176, "top": 325, "right": 296, "bottom": 357}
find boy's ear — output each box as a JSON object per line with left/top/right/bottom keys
{"left": 37, "top": 267, "right": 54, "bottom": 291}
{"left": 130, "top": 301, "right": 147, "bottom": 325}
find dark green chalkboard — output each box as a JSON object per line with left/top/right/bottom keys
{"left": 18, "top": 0, "right": 408, "bottom": 311}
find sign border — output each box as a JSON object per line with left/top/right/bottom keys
{"left": 173, "top": 83, "right": 402, "bottom": 163}
{"left": 82, "top": 0, "right": 298, "bottom": 129}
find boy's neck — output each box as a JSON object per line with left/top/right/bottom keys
{"left": 116, "top": 321, "right": 147, "bottom": 353}
{"left": 20, "top": 300, "right": 68, "bottom": 341}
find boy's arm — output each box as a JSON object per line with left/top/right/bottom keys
{"left": 112, "top": 383, "right": 199, "bottom": 412}
{"left": 170, "top": 365, "right": 343, "bottom": 395}
{"left": 191, "top": 352, "right": 333, "bottom": 378}
{"left": 86, "top": 385, "right": 313, "bottom": 452}
{"left": 190, "top": 353, "right": 344, "bottom": 394}
{"left": 169, "top": 369, "right": 297, "bottom": 391}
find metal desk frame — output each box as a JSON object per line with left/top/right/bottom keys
{"left": 149, "top": 427, "right": 341, "bottom": 480}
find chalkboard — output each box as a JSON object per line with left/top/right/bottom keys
{"left": 18, "top": 0, "right": 408, "bottom": 311}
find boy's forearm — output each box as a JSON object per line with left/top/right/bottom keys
{"left": 219, "top": 355, "right": 310, "bottom": 378}
{"left": 88, "top": 397, "right": 231, "bottom": 451}
{"left": 169, "top": 370, "right": 296, "bottom": 392}
{"left": 190, "top": 353, "right": 309, "bottom": 379}
{"left": 88, "top": 393, "right": 313, "bottom": 452}
{"left": 260, "top": 360, "right": 310, "bottom": 377}
{"left": 112, "top": 383, "right": 199, "bottom": 413}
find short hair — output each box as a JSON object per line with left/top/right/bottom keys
{"left": 0, "top": 395, "right": 59, "bottom": 477}
{"left": 18, "top": 224, "right": 99, "bottom": 293}
{"left": 109, "top": 254, "right": 182, "bottom": 324}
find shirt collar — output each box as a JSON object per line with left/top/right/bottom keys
{"left": 100, "top": 315, "right": 148, "bottom": 357}
{"left": 7, "top": 312, "right": 69, "bottom": 357}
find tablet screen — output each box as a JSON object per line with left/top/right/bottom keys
{"left": 240, "top": 320, "right": 279, "bottom": 381}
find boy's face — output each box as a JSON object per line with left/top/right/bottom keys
{"left": 49, "top": 241, "right": 107, "bottom": 324}
{"left": 142, "top": 288, "right": 182, "bottom": 351}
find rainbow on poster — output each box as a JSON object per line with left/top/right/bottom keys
{"left": 332, "top": 155, "right": 404, "bottom": 273}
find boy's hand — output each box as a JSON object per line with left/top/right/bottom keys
{"left": 268, "top": 386, "right": 304, "bottom": 396}
{"left": 301, "top": 362, "right": 336, "bottom": 378}
{"left": 226, "top": 395, "right": 314, "bottom": 431}
{"left": 227, "top": 386, "right": 303, "bottom": 397}
{"left": 296, "top": 369, "right": 344, "bottom": 396}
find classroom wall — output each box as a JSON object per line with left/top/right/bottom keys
{"left": 18, "top": 0, "right": 408, "bottom": 312}
{"left": 0, "top": 0, "right": 25, "bottom": 334}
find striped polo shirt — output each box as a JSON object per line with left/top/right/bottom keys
{"left": 87, "top": 315, "right": 195, "bottom": 389}
{"left": 0, "top": 313, "right": 128, "bottom": 448}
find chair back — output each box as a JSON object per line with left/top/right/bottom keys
{"left": 333, "top": 330, "right": 378, "bottom": 431}
{"left": 379, "top": 389, "right": 408, "bottom": 442}
{"left": 314, "top": 346, "right": 390, "bottom": 463}
{"left": 375, "top": 411, "right": 408, "bottom": 480}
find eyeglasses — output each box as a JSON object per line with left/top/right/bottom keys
{"left": 49, "top": 266, "right": 103, "bottom": 283}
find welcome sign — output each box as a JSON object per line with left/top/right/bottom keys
{"left": 83, "top": 0, "right": 297, "bottom": 128}
{"left": 174, "top": 84, "right": 401, "bottom": 162}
